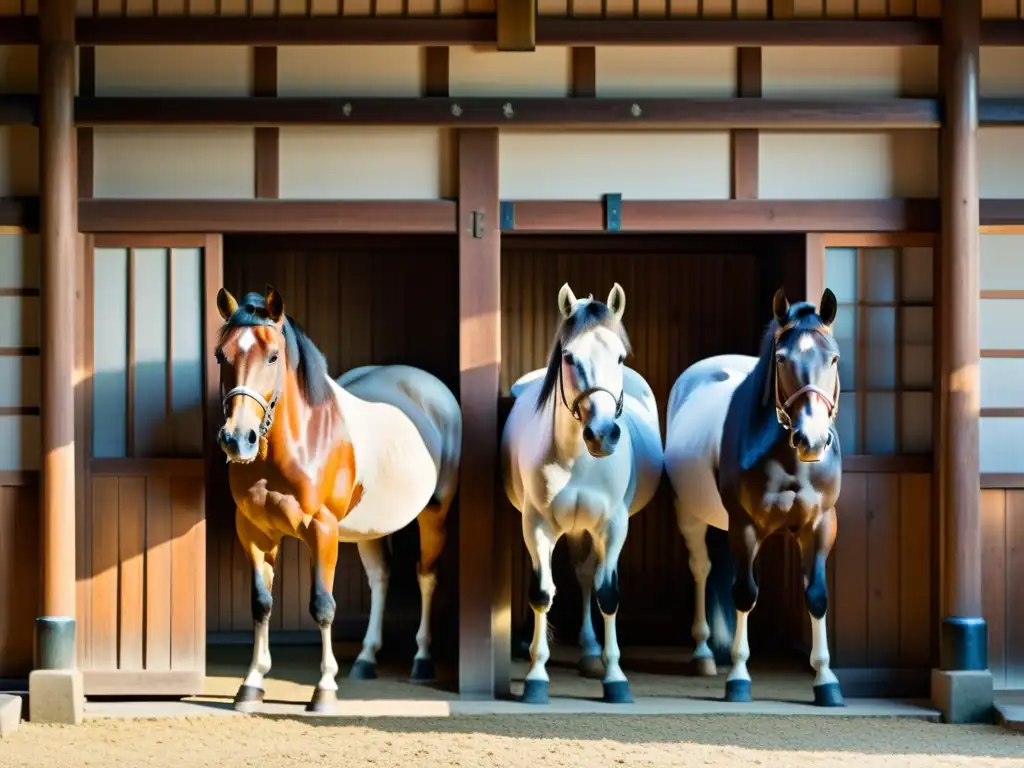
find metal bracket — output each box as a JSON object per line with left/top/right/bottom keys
{"left": 471, "top": 209, "right": 485, "bottom": 238}
{"left": 603, "top": 193, "right": 622, "bottom": 232}
{"left": 500, "top": 201, "right": 515, "bottom": 231}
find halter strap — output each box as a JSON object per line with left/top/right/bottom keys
{"left": 770, "top": 319, "right": 839, "bottom": 430}
{"left": 220, "top": 328, "right": 285, "bottom": 440}
{"left": 558, "top": 363, "right": 624, "bottom": 421}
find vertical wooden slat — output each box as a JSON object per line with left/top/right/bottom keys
{"left": 76, "top": 235, "right": 93, "bottom": 669}
{"left": 899, "top": 473, "right": 933, "bottom": 668}
{"left": 165, "top": 249, "right": 175, "bottom": 448}
{"left": 424, "top": 46, "right": 449, "bottom": 97}
{"left": 458, "top": 127, "right": 502, "bottom": 697}
{"left": 117, "top": 476, "right": 146, "bottom": 670}
{"left": 203, "top": 234, "right": 224, "bottom": 636}
{"left": 253, "top": 47, "right": 279, "bottom": 199}
{"left": 856, "top": 248, "right": 867, "bottom": 453}
{"left": 1005, "top": 490, "right": 1024, "bottom": 688}
{"left": 145, "top": 476, "right": 172, "bottom": 671}
{"left": 571, "top": 47, "right": 596, "bottom": 97}
{"left": 894, "top": 247, "right": 904, "bottom": 450}
{"left": 90, "top": 476, "right": 120, "bottom": 669}
{"left": 731, "top": 47, "right": 761, "bottom": 200}
{"left": 169, "top": 478, "right": 198, "bottom": 669}
{"left": 127, "top": 248, "right": 136, "bottom": 457}
{"left": 497, "top": 0, "right": 535, "bottom": 50}
{"left": 980, "top": 489, "right": 1006, "bottom": 687}
{"left": 866, "top": 473, "right": 900, "bottom": 668}
{"left": 833, "top": 471, "right": 867, "bottom": 667}
{"left": 77, "top": 47, "right": 95, "bottom": 200}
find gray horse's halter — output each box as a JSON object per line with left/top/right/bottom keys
{"left": 219, "top": 328, "right": 285, "bottom": 443}
{"left": 558, "top": 359, "right": 624, "bottom": 421}
{"left": 768, "top": 320, "right": 839, "bottom": 432}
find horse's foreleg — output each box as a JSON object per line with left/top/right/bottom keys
{"left": 725, "top": 515, "right": 759, "bottom": 703}
{"left": 522, "top": 507, "right": 559, "bottom": 705}
{"left": 234, "top": 509, "right": 280, "bottom": 714}
{"left": 800, "top": 507, "right": 843, "bottom": 707}
{"left": 304, "top": 514, "right": 340, "bottom": 713}
{"left": 594, "top": 510, "right": 631, "bottom": 704}
{"left": 678, "top": 513, "right": 716, "bottom": 677}
{"left": 411, "top": 502, "right": 447, "bottom": 683}
{"left": 350, "top": 538, "right": 389, "bottom": 681}
{"left": 567, "top": 532, "right": 603, "bottom": 679}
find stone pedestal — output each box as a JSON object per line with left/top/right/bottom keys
{"left": 931, "top": 669, "right": 994, "bottom": 724}
{"left": 28, "top": 669, "right": 84, "bottom": 725}
{"left": 0, "top": 695, "right": 23, "bottom": 737}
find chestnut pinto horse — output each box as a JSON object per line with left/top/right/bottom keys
{"left": 501, "top": 283, "right": 664, "bottom": 705}
{"left": 214, "top": 286, "right": 461, "bottom": 713}
{"left": 665, "top": 288, "right": 843, "bottom": 706}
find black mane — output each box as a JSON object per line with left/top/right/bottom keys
{"left": 535, "top": 297, "right": 632, "bottom": 412}
{"left": 734, "top": 300, "right": 834, "bottom": 472}
{"left": 218, "top": 291, "right": 334, "bottom": 408}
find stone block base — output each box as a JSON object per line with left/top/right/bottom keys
{"left": 28, "top": 669, "right": 84, "bottom": 725}
{"left": 931, "top": 668, "right": 994, "bottom": 724}
{"left": 0, "top": 694, "right": 22, "bottom": 737}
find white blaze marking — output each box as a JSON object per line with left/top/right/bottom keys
{"left": 797, "top": 333, "right": 816, "bottom": 353}
{"left": 238, "top": 328, "right": 257, "bottom": 353}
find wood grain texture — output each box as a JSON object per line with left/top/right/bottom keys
{"left": 980, "top": 488, "right": 1024, "bottom": 689}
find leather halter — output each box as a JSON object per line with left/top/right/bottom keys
{"left": 558, "top": 359, "right": 624, "bottom": 421}
{"left": 220, "top": 327, "right": 285, "bottom": 448}
{"left": 768, "top": 320, "right": 839, "bottom": 431}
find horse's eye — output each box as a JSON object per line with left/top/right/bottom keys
{"left": 214, "top": 349, "right": 226, "bottom": 365}
{"left": 775, "top": 354, "right": 786, "bottom": 365}
{"left": 831, "top": 355, "right": 839, "bottom": 366}
{"left": 563, "top": 352, "right": 575, "bottom": 366}
{"left": 618, "top": 354, "right": 625, "bottom": 365}
{"left": 267, "top": 353, "right": 279, "bottom": 365}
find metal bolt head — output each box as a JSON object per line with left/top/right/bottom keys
{"left": 342, "top": 103, "right": 352, "bottom": 116}
{"left": 451, "top": 103, "right": 462, "bottom": 117}
{"left": 503, "top": 102, "right": 514, "bottom": 119}
{"left": 631, "top": 103, "right": 642, "bottom": 118}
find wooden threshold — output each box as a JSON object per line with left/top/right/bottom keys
{"left": 83, "top": 669, "right": 205, "bottom": 697}
{"left": 981, "top": 474, "right": 1024, "bottom": 489}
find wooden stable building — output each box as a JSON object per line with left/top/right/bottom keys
{"left": 0, "top": 0, "right": 1021, "bottom": 724}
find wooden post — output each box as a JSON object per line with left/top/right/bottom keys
{"left": 934, "top": 0, "right": 993, "bottom": 724}
{"left": 457, "top": 128, "right": 503, "bottom": 698}
{"left": 31, "top": 0, "right": 84, "bottom": 724}
{"left": 496, "top": 0, "right": 536, "bottom": 52}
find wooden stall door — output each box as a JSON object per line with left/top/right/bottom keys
{"left": 782, "top": 233, "right": 938, "bottom": 696}
{"left": 76, "top": 234, "right": 220, "bottom": 696}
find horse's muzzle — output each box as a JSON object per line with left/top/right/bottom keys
{"left": 583, "top": 421, "right": 621, "bottom": 458}
{"left": 219, "top": 425, "right": 260, "bottom": 463}
{"left": 793, "top": 430, "right": 832, "bottom": 463}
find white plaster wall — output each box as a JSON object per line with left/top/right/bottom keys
{"left": 759, "top": 131, "right": 938, "bottom": 199}
{"left": 95, "top": 46, "right": 251, "bottom": 96}
{"left": 980, "top": 47, "right": 1024, "bottom": 97}
{"left": 279, "top": 127, "right": 446, "bottom": 199}
{"left": 278, "top": 46, "right": 421, "bottom": 97}
{"left": 498, "top": 131, "right": 731, "bottom": 200}
{"left": 981, "top": 233, "right": 1024, "bottom": 290}
{"left": 979, "top": 128, "right": 1024, "bottom": 199}
{"left": 596, "top": 47, "right": 735, "bottom": 98}
{"left": 93, "top": 128, "right": 255, "bottom": 199}
{"left": 763, "top": 47, "right": 938, "bottom": 98}
{"left": 0, "top": 127, "right": 39, "bottom": 197}
{"left": 449, "top": 46, "right": 570, "bottom": 98}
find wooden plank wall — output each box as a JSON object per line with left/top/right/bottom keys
{"left": 211, "top": 234, "right": 460, "bottom": 656}
{"left": 0, "top": 480, "right": 39, "bottom": 679}
{"left": 500, "top": 234, "right": 806, "bottom": 649}
{"left": 981, "top": 487, "right": 1024, "bottom": 689}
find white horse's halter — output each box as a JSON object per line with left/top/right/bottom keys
{"left": 219, "top": 327, "right": 285, "bottom": 445}
{"left": 558, "top": 358, "right": 624, "bottom": 421}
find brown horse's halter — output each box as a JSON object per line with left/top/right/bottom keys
{"left": 767, "top": 320, "right": 840, "bottom": 432}
{"left": 220, "top": 327, "right": 286, "bottom": 461}
{"left": 558, "top": 358, "right": 625, "bottom": 422}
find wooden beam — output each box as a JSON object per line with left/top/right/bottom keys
{"left": 71, "top": 96, "right": 941, "bottom": 129}
{"left": 937, "top": 0, "right": 987, "bottom": 690}
{"left": 732, "top": 47, "right": 761, "bottom": 201}
{"left": 0, "top": 16, "right": 37, "bottom": 44}
{"left": 38, "top": 0, "right": 79, "bottom": 660}
{"left": 977, "top": 99, "right": 1024, "bottom": 125}
{"left": 252, "top": 47, "right": 279, "bottom": 200}
{"left": 0, "top": 198, "right": 40, "bottom": 231}
{"left": 570, "top": 48, "right": 597, "bottom": 98}
{"left": 503, "top": 199, "right": 939, "bottom": 233}
{"left": 0, "top": 96, "right": 38, "bottom": 126}
{"left": 497, "top": 0, "right": 536, "bottom": 51}
{"left": 457, "top": 128, "right": 502, "bottom": 699}
{"left": 424, "top": 47, "right": 450, "bottom": 98}
{"left": 78, "top": 200, "right": 457, "bottom": 233}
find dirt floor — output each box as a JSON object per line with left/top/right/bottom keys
{"left": 2, "top": 714, "right": 1023, "bottom": 768}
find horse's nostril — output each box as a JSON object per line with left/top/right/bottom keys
{"left": 609, "top": 424, "right": 621, "bottom": 442}
{"left": 583, "top": 426, "right": 595, "bottom": 442}
{"left": 825, "top": 433, "right": 833, "bottom": 448}
{"left": 247, "top": 430, "right": 258, "bottom": 446}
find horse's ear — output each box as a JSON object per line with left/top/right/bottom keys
{"left": 264, "top": 284, "right": 284, "bottom": 323}
{"left": 607, "top": 282, "right": 626, "bottom": 321}
{"left": 557, "top": 283, "right": 577, "bottom": 319}
{"left": 819, "top": 287, "right": 838, "bottom": 327}
{"left": 216, "top": 288, "right": 238, "bottom": 320}
{"left": 772, "top": 287, "right": 789, "bottom": 325}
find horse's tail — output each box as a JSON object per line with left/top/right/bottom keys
{"left": 705, "top": 524, "right": 737, "bottom": 664}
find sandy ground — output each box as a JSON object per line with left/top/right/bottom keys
{"left": 1, "top": 714, "right": 1023, "bottom": 768}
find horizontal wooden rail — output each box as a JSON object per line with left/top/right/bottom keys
{"left": 90, "top": 458, "right": 205, "bottom": 477}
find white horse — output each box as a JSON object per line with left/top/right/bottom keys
{"left": 501, "top": 283, "right": 664, "bottom": 705}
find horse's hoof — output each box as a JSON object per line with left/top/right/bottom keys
{"left": 689, "top": 656, "right": 717, "bottom": 677}
{"left": 306, "top": 687, "right": 339, "bottom": 714}
{"left": 410, "top": 657, "right": 436, "bottom": 683}
{"left": 521, "top": 679, "right": 549, "bottom": 705}
{"left": 724, "top": 678, "right": 751, "bottom": 703}
{"left": 813, "top": 682, "right": 845, "bottom": 708}
{"left": 602, "top": 680, "right": 633, "bottom": 704}
{"left": 578, "top": 655, "right": 605, "bottom": 679}
{"left": 348, "top": 660, "right": 377, "bottom": 680}
{"left": 233, "top": 685, "right": 264, "bottom": 713}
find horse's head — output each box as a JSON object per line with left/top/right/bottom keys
{"left": 551, "top": 282, "right": 631, "bottom": 458}
{"left": 767, "top": 287, "right": 840, "bottom": 463}
{"left": 214, "top": 285, "right": 288, "bottom": 464}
